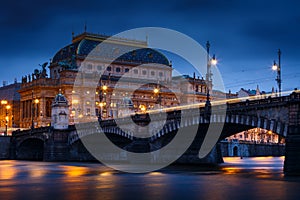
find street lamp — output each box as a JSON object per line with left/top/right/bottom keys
{"left": 205, "top": 41, "right": 218, "bottom": 94}
{"left": 272, "top": 49, "right": 281, "bottom": 96}
{"left": 139, "top": 104, "right": 146, "bottom": 112}
{"left": 211, "top": 54, "right": 218, "bottom": 66}
{"left": 1, "top": 100, "right": 10, "bottom": 136}
{"left": 31, "top": 90, "right": 39, "bottom": 130}
{"left": 153, "top": 85, "right": 162, "bottom": 109}
{"left": 5, "top": 105, "right": 10, "bottom": 135}
{"left": 153, "top": 88, "right": 159, "bottom": 94}
{"left": 99, "top": 84, "right": 108, "bottom": 119}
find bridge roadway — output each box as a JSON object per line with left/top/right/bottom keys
{"left": 11, "top": 90, "right": 300, "bottom": 175}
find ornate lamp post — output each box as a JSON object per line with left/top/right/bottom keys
{"left": 1, "top": 100, "right": 10, "bottom": 136}
{"left": 31, "top": 90, "right": 39, "bottom": 130}
{"left": 272, "top": 49, "right": 282, "bottom": 97}
{"left": 99, "top": 84, "right": 108, "bottom": 119}
{"left": 153, "top": 85, "right": 162, "bottom": 109}
{"left": 205, "top": 41, "right": 217, "bottom": 96}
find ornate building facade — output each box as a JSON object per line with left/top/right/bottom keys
{"left": 17, "top": 32, "right": 209, "bottom": 128}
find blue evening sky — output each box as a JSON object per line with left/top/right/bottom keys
{"left": 0, "top": 0, "right": 299, "bottom": 93}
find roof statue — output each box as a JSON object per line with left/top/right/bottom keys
{"left": 40, "top": 62, "right": 48, "bottom": 78}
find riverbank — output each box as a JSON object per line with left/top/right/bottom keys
{"left": 220, "top": 141, "right": 285, "bottom": 157}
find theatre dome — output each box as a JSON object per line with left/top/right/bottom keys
{"left": 52, "top": 32, "right": 170, "bottom": 66}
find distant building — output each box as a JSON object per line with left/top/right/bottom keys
{"left": 237, "top": 85, "right": 261, "bottom": 98}
{"left": 225, "top": 128, "right": 284, "bottom": 144}
{"left": 0, "top": 81, "right": 21, "bottom": 133}
{"left": 237, "top": 85, "right": 277, "bottom": 100}
{"left": 172, "top": 74, "right": 208, "bottom": 104}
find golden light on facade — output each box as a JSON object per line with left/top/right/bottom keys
{"left": 102, "top": 85, "right": 108, "bottom": 91}
{"left": 1, "top": 100, "right": 8, "bottom": 105}
{"left": 99, "top": 102, "right": 104, "bottom": 107}
{"left": 6, "top": 105, "right": 11, "bottom": 110}
{"left": 153, "top": 88, "right": 159, "bottom": 94}
{"left": 139, "top": 104, "right": 146, "bottom": 112}
{"left": 34, "top": 99, "right": 39, "bottom": 104}
{"left": 72, "top": 99, "right": 79, "bottom": 104}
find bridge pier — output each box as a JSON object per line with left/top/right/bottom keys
{"left": 284, "top": 92, "right": 300, "bottom": 176}
{"left": 43, "top": 129, "right": 70, "bottom": 161}
{"left": 284, "top": 125, "right": 300, "bottom": 175}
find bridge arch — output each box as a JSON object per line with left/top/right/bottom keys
{"left": 219, "top": 114, "right": 288, "bottom": 140}
{"left": 16, "top": 138, "right": 44, "bottom": 160}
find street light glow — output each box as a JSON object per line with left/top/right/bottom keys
{"left": 153, "top": 88, "right": 159, "bottom": 94}
{"left": 211, "top": 54, "right": 217, "bottom": 65}
{"left": 272, "top": 64, "right": 278, "bottom": 71}
{"left": 1, "top": 100, "right": 7, "bottom": 105}
{"left": 139, "top": 104, "right": 146, "bottom": 112}
{"left": 102, "top": 85, "right": 108, "bottom": 91}
{"left": 211, "top": 58, "right": 217, "bottom": 65}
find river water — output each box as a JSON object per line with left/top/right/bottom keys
{"left": 1, "top": 157, "right": 300, "bottom": 200}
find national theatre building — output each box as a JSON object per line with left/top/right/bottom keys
{"left": 17, "top": 32, "right": 209, "bottom": 129}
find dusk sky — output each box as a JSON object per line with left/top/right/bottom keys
{"left": 0, "top": 0, "right": 299, "bottom": 93}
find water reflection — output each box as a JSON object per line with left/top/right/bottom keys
{"left": 221, "top": 156, "right": 285, "bottom": 179}
{"left": 0, "top": 162, "right": 16, "bottom": 179}
{"left": 61, "top": 165, "right": 89, "bottom": 177}
{"left": 0, "top": 157, "right": 300, "bottom": 199}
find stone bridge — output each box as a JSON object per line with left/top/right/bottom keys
{"left": 11, "top": 90, "right": 300, "bottom": 175}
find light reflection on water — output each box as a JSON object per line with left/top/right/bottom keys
{"left": 0, "top": 157, "right": 300, "bottom": 200}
